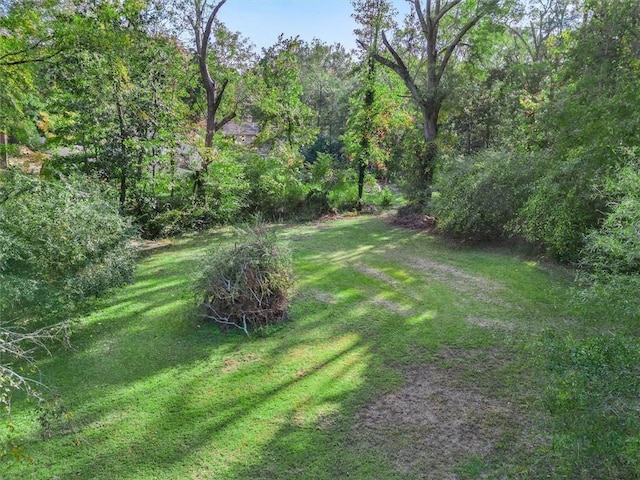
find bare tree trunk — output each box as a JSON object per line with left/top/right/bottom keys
{"left": 190, "top": 0, "right": 235, "bottom": 201}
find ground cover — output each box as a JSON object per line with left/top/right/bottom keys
{"left": 1, "top": 215, "right": 633, "bottom": 479}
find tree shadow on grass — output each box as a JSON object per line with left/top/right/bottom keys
{"left": 3, "top": 216, "right": 545, "bottom": 480}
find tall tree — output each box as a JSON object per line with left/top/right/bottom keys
{"left": 253, "top": 36, "right": 316, "bottom": 150}
{"left": 189, "top": 0, "right": 234, "bottom": 148}
{"left": 364, "top": 0, "right": 506, "bottom": 188}
{"left": 0, "top": 0, "right": 61, "bottom": 164}
{"left": 297, "top": 40, "right": 355, "bottom": 144}
{"left": 352, "top": 0, "right": 395, "bottom": 204}
{"left": 45, "top": 1, "right": 189, "bottom": 206}
{"left": 187, "top": 0, "right": 237, "bottom": 199}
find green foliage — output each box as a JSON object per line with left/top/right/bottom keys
{"left": 0, "top": 171, "right": 137, "bottom": 322}
{"left": 327, "top": 178, "right": 359, "bottom": 211}
{"left": 0, "top": 421, "right": 26, "bottom": 463}
{"left": 542, "top": 333, "right": 640, "bottom": 478}
{"left": 573, "top": 160, "right": 640, "bottom": 324}
{"left": 254, "top": 36, "right": 318, "bottom": 149}
{"left": 194, "top": 221, "right": 293, "bottom": 334}
{"left": 582, "top": 162, "right": 640, "bottom": 275}
{"left": 374, "top": 186, "right": 394, "bottom": 208}
{"left": 242, "top": 152, "right": 307, "bottom": 219}
{"left": 305, "top": 152, "right": 362, "bottom": 212}
{"left": 431, "top": 150, "right": 541, "bottom": 240}
{"left": 514, "top": 157, "right": 602, "bottom": 261}
{"left": 0, "top": 170, "right": 136, "bottom": 416}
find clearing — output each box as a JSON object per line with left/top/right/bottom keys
{"left": 1, "top": 215, "right": 586, "bottom": 479}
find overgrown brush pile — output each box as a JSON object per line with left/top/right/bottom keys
{"left": 195, "top": 222, "right": 293, "bottom": 334}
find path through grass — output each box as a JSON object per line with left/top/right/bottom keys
{"left": 0, "top": 215, "right": 609, "bottom": 479}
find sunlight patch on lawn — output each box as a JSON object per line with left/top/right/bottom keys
{"left": 405, "top": 310, "right": 437, "bottom": 326}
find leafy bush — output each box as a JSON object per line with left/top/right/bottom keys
{"left": 207, "top": 157, "right": 250, "bottom": 223}
{"left": 0, "top": 170, "right": 138, "bottom": 322}
{"left": 378, "top": 186, "right": 394, "bottom": 208}
{"left": 195, "top": 221, "right": 293, "bottom": 334}
{"left": 305, "top": 153, "right": 359, "bottom": 212}
{"left": 243, "top": 153, "right": 307, "bottom": 219}
{"left": 582, "top": 163, "right": 640, "bottom": 274}
{"left": 515, "top": 156, "right": 603, "bottom": 261}
{"left": 134, "top": 157, "right": 249, "bottom": 238}
{"left": 572, "top": 163, "right": 640, "bottom": 324}
{"left": 431, "top": 150, "right": 541, "bottom": 240}
{"left": 327, "top": 180, "right": 359, "bottom": 211}
{"left": 0, "top": 170, "right": 137, "bottom": 409}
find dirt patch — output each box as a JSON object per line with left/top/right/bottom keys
{"left": 296, "top": 289, "right": 338, "bottom": 304}
{"left": 466, "top": 316, "right": 515, "bottom": 331}
{"left": 221, "top": 353, "right": 261, "bottom": 374}
{"left": 353, "top": 350, "right": 525, "bottom": 478}
{"left": 355, "top": 264, "right": 399, "bottom": 286}
{"left": 136, "top": 239, "right": 173, "bottom": 252}
{"left": 390, "top": 212, "right": 437, "bottom": 232}
{"left": 386, "top": 253, "right": 510, "bottom": 306}
{"left": 367, "top": 299, "right": 409, "bottom": 315}
{"left": 408, "top": 257, "right": 502, "bottom": 292}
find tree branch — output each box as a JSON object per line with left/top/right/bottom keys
{"left": 437, "top": 12, "right": 484, "bottom": 82}
{"left": 377, "top": 32, "right": 423, "bottom": 106}
{"left": 434, "top": 0, "right": 462, "bottom": 24}
{"left": 414, "top": 0, "right": 431, "bottom": 40}
{"left": 507, "top": 25, "right": 536, "bottom": 62}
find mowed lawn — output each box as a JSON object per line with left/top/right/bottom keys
{"left": 2, "top": 215, "right": 580, "bottom": 479}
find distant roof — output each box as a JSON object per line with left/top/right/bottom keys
{"left": 221, "top": 121, "right": 259, "bottom": 137}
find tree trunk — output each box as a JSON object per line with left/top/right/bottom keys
{"left": 191, "top": 0, "right": 231, "bottom": 202}
{"left": 357, "top": 161, "right": 367, "bottom": 208}
{"left": 119, "top": 165, "right": 127, "bottom": 207}
{"left": 0, "top": 130, "right": 8, "bottom": 169}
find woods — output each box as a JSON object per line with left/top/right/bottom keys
{"left": 1, "top": 0, "right": 640, "bottom": 477}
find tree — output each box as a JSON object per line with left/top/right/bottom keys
{"left": 351, "top": 0, "right": 396, "bottom": 204}
{"left": 364, "top": 0, "right": 506, "bottom": 188}
{"left": 297, "top": 40, "right": 355, "bottom": 146}
{"left": 253, "top": 36, "right": 317, "bottom": 150}
{"left": 515, "top": 0, "right": 640, "bottom": 260}
{"left": 0, "top": 1, "right": 58, "bottom": 160}
{"left": 186, "top": 0, "right": 249, "bottom": 199}
{"left": 44, "top": 2, "right": 187, "bottom": 207}
{"left": 509, "top": 0, "right": 583, "bottom": 64}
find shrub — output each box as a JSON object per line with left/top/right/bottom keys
{"left": 378, "top": 186, "right": 394, "bottom": 208}
{"left": 207, "top": 157, "right": 250, "bottom": 223}
{"left": 243, "top": 154, "right": 307, "bottom": 219}
{"left": 304, "top": 153, "right": 360, "bottom": 212}
{"left": 327, "top": 180, "right": 359, "bottom": 211}
{"left": 195, "top": 221, "right": 293, "bottom": 334}
{"left": 582, "top": 164, "right": 640, "bottom": 275}
{"left": 0, "top": 170, "right": 137, "bottom": 409}
{"left": 431, "top": 150, "right": 541, "bottom": 240}
{"left": 0, "top": 170, "right": 138, "bottom": 323}
{"left": 573, "top": 163, "right": 640, "bottom": 325}
{"left": 515, "top": 159, "right": 603, "bottom": 262}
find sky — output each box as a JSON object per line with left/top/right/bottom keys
{"left": 217, "top": 0, "right": 410, "bottom": 52}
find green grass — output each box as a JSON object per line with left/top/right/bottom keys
{"left": 1, "top": 215, "right": 637, "bottom": 479}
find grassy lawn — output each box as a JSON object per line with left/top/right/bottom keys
{"left": 1, "top": 215, "right": 632, "bottom": 479}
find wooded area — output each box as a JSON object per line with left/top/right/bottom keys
{"left": 1, "top": 0, "right": 640, "bottom": 477}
